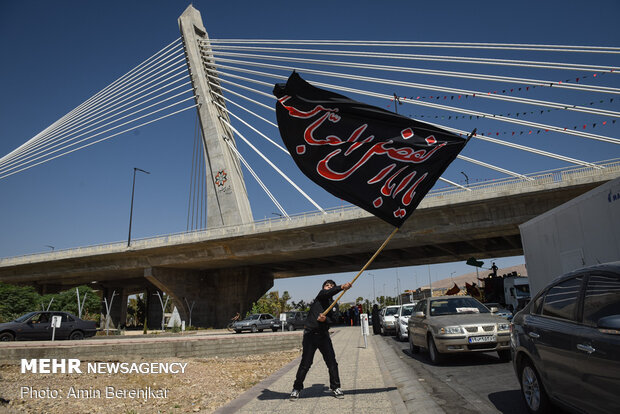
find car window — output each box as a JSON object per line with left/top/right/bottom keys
{"left": 15, "top": 312, "right": 37, "bottom": 322}
{"left": 414, "top": 300, "right": 426, "bottom": 313}
{"left": 30, "top": 313, "right": 50, "bottom": 323}
{"left": 541, "top": 276, "right": 583, "bottom": 321}
{"left": 583, "top": 273, "right": 620, "bottom": 327}
{"left": 247, "top": 314, "right": 259, "bottom": 320}
{"left": 385, "top": 307, "right": 399, "bottom": 316}
{"left": 430, "top": 297, "right": 489, "bottom": 316}
{"left": 263, "top": 314, "right": 273, "bottom": 319}
{"left": 401, "top": 305, "right": 414, "bottom": 316}
{"left": 531, "top": 292, "right": 545, "bottom": 315}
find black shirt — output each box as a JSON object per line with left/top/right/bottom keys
{"left": 304, "top": 285, "right": 343, "bottom": 332}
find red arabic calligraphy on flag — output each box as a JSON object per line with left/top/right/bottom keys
{"left": 273, "top": 72, "right": 469, "bottom": 227}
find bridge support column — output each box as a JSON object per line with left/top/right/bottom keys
{"left": 145, "top": 267, "right": 273, "bottom": 328}
{"left": 100, "top": 287, "right": 128, "bottom": 330}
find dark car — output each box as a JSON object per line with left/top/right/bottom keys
{"left": 279, "top": 311, "right": 307, "bottom": 331}
{"left": 231, "top": 313, "right": 276, "bottom": 333}
{"left": 511, "top": 262, "right": 620, "bottom": 414}
{"left": 0, "top": 311, "right": 97, "bottom": 341}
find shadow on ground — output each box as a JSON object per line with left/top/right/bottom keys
{"left": 257, "top": 383, "right": 397, "bottom": 400}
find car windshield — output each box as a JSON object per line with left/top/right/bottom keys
{"left": 14, "top": 312, "right": 37, "bottom": 322}
{"left": 430, "top": 298, "right": 490, "bottom": 316}
{"left": 401, "top": 305, "right": 414, "bottom": 316}
{"left": 515, "top": 284, "right": 530, "bottom": 297}
{"left": 246, "top": 314, "right": 260, "bottom": 320}
{"left": 385, "top": 307, "right": 399, "bottom": 316}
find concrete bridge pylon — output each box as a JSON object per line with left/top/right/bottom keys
{"left": 178, "top": 5, "right": 253, "bottom": 228}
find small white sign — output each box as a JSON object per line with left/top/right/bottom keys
{"left": 51, "top": 315, "right": 62, "bottom": 328}
{"left": 279, "top": 313, "right": 287, "bottom": 322}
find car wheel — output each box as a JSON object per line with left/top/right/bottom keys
{"left": 427, "top": 335, "right": 444, "bottom": 365}
{"left": 251, "top": 325, "right": 258, "bottom": 333}
{"left": 69, "top": 330, "right": 84, "bottom": 340}
{"left": 234, "top": 329, "right": 241, "bottom": 334}
{"left": 409, "top": 335, "right": 420, "bottom": 354}
{"left": 497, "top": 350, "right": 511, "bottom": 362}
{"left": 287, "top": 324, "right": 295, "bottom": 331}
{"left": 520, "top": 359, "right": 550, "bottom": 414}
{"left": 0, "top": 332, "right": 15, "bottom": 341}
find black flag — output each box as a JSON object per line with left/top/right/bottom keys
{"left": 274, "top": 72, "right": 469, "bottom": 227}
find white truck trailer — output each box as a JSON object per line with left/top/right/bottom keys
{"left": 519, "top": 177, "right": 620, "bottom": 296}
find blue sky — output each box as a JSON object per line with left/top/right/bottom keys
{"left": 1, "top": 1, "right": 618, "bottom": 302}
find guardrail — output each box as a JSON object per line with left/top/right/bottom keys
{"left": 1, "top": 158, "right": 618, "bottom": 264}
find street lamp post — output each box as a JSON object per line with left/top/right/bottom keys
{"left": 460, "top": 171, "right": 469, "bottom": 187}
{"left": 128, "top": 168, "right": 150, "bottom": 247}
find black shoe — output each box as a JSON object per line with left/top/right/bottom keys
{"left": 290, "top": 389, "right": 300, "bottom": 400}
{"left": 332, "top": 388, "right": 344, "bottom": 399}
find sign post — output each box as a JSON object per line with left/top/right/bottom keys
{"left": 360, "top": 313, "right": 370, "bottom": 348}
{"left": 279, "top": 313, "right": 286, "bottom": 331}
{"left": 51, "top": 315, "right": 62, "bottom": 341}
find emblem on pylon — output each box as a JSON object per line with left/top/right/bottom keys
{"left": 215, "top": 170, "right": 227, "bottom": 187}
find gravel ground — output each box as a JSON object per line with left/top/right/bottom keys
{"left": 0, "top": 349, "right": 300, "bottom": 413}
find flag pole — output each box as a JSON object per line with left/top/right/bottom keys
{"left": 321, "top": 226, "right": 400, "bottom": 316}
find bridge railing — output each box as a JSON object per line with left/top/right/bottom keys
{"left": 1, "top": 158, "right": 619, "bottom": 264}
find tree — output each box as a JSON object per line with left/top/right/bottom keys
{"left": 53, "top": 286, "right": 101, "bottom": 320}
{"left": 291, "top": 300, "right": 309, "bottom": 311}
{"left": 0, "top": 283, "right": 40, "bottom": 322}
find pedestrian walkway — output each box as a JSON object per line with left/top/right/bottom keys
{"left": 214, "top": 326, "right": 444, "bottom": 413}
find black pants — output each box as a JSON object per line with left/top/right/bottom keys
{"left": 293, "top": 330, "right": 340, "bottom": 391}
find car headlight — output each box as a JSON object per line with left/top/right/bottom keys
{"left": 498, "top": 323, "right": 510, "bottom": 331}
{"left": 438, "top": 326, "right": 463, "bottom": 334}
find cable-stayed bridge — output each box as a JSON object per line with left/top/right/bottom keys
{"left": 1, "top": 6, "right": 618, "bottom": 327}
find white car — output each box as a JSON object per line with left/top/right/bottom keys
{"left": 380, "top": 305, "right": 400, "bottom": 335}
{"left": 396, "top": 303, "right": 416, "bottom": 341}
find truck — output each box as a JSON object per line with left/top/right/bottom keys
{"left": 519, "top": 177, "right": 620, "bottom": 296}
{"left": 481, "top": 272, "right": 530, "bottom": 312}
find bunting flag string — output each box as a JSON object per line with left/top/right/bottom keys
{"left": 443, "top": 119, "right": 616, "bottom": 138}
{"left": 393, "top": 98, "right": 617, "bottom": 120}
{"left": 385, "top": 69, "right": 617, "bottom": 110}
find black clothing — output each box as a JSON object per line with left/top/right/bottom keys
{"left": 372, "top": 305, "right": 381, "bottom": 335}
{"left": 304, "top": 285, "right": 343, "bottom": 332}
{"left": 293, "top": 285, "right": 343, "bottom": 391}
{"left": 293, "top": 330, "right": 340, "bottom": 391}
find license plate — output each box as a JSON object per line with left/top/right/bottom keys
{"left": 468, "top": 335, "right": 495, "bottom": 343}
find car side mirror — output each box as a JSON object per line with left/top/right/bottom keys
{"left": 414, "top": 311, "right": 425, "bottom": 317}
{"left": 597, "top": 315, "right": 620, "bottom": 335}
{"left": 490, "top": 307, "right": 498, "bottom": 313}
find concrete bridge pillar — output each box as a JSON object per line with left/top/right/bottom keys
{"left": 100, "top": 287, "right": 128, "bottom": 330}
{"left": 145, "top": 266, "right": 273, "bottom": 328}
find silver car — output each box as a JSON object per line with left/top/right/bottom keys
{"left": 407, "top": 296, "right": 511, "bottom": 364}
{"left": 231, "top": 313, "right": 275, "bottom": 333}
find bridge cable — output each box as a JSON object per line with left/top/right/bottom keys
{"left": 220, "top": 127, "right": 290, "bottom": 219}
{"left": 209, "top": 50, "right": 620, "bottom": 96}
{"left": 207, "top": 44, "right": 620, "bottom": 73}
{"left": 209, "top": 39, "right": 620, "bottom": 54}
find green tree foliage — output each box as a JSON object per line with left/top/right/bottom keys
{"left": 0, "top": 283, "right": 40, "bottom": 322}
{"left": 248, "top": 290, "right": 292, "bottom": 317}
{"left": 0, "top": 283, "right": 101, "bottom": 323}
{"left": 291, "top": 300, "right": 310, "bottom": 311}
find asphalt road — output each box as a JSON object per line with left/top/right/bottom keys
{"left": 380, "top": 334, "right": 530, "bottom": 414}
